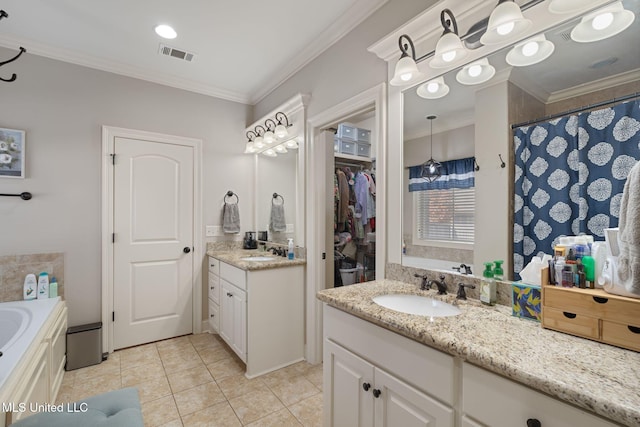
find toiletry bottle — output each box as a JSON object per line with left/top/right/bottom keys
{"left": 23, "top": 274, "right": 37, "bottom": 300}
{"left": 554, "top": 256, "right": 565, "bottom": 286}
{"left": 37, "top": 272, "right": 49, "bottom": 299}
{"left": 574, "top": 236, "right": 590, "bottom": 260}
{"left": 577, "top": 263, "right": 586, "bottom": 289}
{"left": 49, "top": 277, "right": 58, "bottom": 298}
{"left": 480, "top": 262, "right": 496, "bottom": 306}
{"left": 402, "top": 240, "right": 406, "bottom": 255}
{"left": 581, "top": 255, "right": 595, "bottom": 289}
{"left": 287, "top": 238, "right": 295, "bottom": 260}
{"left": 562, "top": 265, "right": 574, "bottom": 287}
{"left": 493, "top": 260, "right": 504, "bottom": 281}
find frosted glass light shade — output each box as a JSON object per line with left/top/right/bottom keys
{"left": 570, "top": 2, "right": 635, "bottom": 43}
{"left": 274, "top": 145, "right": 288, "bottom": 154}
{"left": 456, "top": 58, "right": 496, "bottom": 85}
{"left": 264, "top": 130, "right": 275, "bottom": 144}
{"left": 506, "top": 34, "right": 555, "bottom": 67}
{"left": 390, "top": 56, "right": 423, "bottom": 86}
{"left": 480, "top": 1, "right": 532, "bottom": 45}
{"left": 429, "top": 32, "right": 468, "bottom": 68}
{"left": 285, "top": 139, "right": 299, "bottom": 149}
{"left": 244, "top": 141, "right": 256, "bottom": 154}
{"left": 416, "top": 77, "right": 449, "bottom": 99}
{"left": 263, "top": 149, "right": 277, "bottom": 157}
{"left": 253, "top": 136, "right": 264, "bottom": 149}
{"left": 275, "top": 124, "right": 288, "bottom": 139}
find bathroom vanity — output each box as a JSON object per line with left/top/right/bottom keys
{"left": 208, "top": 251, "right": 305, "bottom": 378}
{"left": 318, "top": 280, "right": 638, "bottom": 427}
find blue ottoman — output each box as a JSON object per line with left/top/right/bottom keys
{"left": 10, "top": 387, "right": 143, "bottom": 427}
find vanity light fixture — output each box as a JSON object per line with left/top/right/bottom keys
{"left": 245, "top": 112, "right": 296, "bottom": 155}
{"left": 456, "top": 58, "right": 496, "bottom": 85}
{"left": 253, "top": 125, "right": 266, "bottom": 149}
{"left": 480, "top": 0, "right": 532, "bottom": 45}
{"left": 264, "top": 120, "right": 276, "bottom": 144}
{"left": 506, "top": 34, "right": 555, "bottom": 67}
{"left": 570, "top": 1, "right": 635, "bottom": 43}
{"left": 263, "top": 148, "right": 277, "bottom": 157}
{"left": 154, "top": 24, "right": 177, "bottom": 39}
{"left": 548, "top": 0, "right": 600, "bottom": 15}
{"left": 274, "top": 112, "right": 292, "bottom": 139}
{"left": 420, "top": 115, "right": 442, "bottom": 183}
{"left": 416, "top": 76, "right": 450, "bottom": 99}
{"left": 285, "top": 138, "right": 300, "bottom": 149}
{"left": 429, "top": 9, "right": 468, "bottom": 69}
{"left": 274, "top": 145, "right": 288, "bottom": 154}
{"left": 389, "top": 35, "right": 425, "bottom": 86}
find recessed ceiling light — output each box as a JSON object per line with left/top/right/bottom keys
{"left": 155, "top": 24, "right": 177, "bottom": 39}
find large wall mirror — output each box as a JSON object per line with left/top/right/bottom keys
{"left": 401, "top": 0, "right": 640, "bottom": 279}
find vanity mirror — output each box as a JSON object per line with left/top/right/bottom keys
{"left": 400, "top": 0, "right": 640, "bottom": 279}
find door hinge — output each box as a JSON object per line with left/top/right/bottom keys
{"left": 110, "top": 153, "right": 115, "bottom": 165}
{"left": 322, "top": 252, "right": 326, "bottom": 260}
{"left": 112, "top": 311, "right": 115, "bottom": 322}
{"left": 112, "top": 233, "right": 115, "bottom": 243}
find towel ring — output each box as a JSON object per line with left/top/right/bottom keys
{"left": 272, "top": 193, "right": 284, "bottom": 205}
{"left": 224, "top": 191, "right": 239, "bottom": 204}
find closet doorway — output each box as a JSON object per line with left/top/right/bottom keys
{"left": 305, "top": 83, "right": 386, "bottom": 364}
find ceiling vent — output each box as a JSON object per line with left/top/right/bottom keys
{"left": 158, "top": 44, "right": 195, "bottom": 62}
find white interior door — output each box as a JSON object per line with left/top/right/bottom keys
{"left": 113, "top": 136, "right": 194, "bottom": 349}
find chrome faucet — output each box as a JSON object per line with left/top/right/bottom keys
{"left": 429, "top": 275, "right": 448, "bottom": 295}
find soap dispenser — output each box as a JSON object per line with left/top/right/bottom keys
{"left": 287, "top": 238, "right": 295, "bottom": 260}
{"left": 480, "top": 262, "right": 496, "bottom": 306}
{"left": 493, "top": 260, "right": 504, "bottom": 281}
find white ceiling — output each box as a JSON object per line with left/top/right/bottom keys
{"left": 0, "top": 0, "right": 386, "bottom": 104}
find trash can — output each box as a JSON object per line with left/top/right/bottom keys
{"left": 66, "top": 322, "right": 102, "bottom": 371}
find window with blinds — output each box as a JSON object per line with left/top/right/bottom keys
{"left": 415, "top": 188, "right": 475, "bottom": 243}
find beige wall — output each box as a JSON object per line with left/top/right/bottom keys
{"left": 0, "top": 47, "right": 251, "bottom": 327}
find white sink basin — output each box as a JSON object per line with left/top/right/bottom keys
{"left": 372, "top": 294, "right": 461, "bottom": 317}
{"left": 239, "top": 256, "right": 276, "bottom": 262}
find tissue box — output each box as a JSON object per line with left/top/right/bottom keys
{"left": 512, "top": 282, "right": 541, "bottom": 322}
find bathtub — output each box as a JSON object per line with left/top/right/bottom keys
{"left": 0, "top": 297, "right": 61, "bottom": 391}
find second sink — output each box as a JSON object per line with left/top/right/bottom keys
{"left": 372, "top": 294, "right": 461, "bottom": 317}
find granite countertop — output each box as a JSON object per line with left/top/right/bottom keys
{"left": 317, "top": 279, "right": 640, "bottom": 426}
{"left": 207, "top": 249, "right": 306, "bottom": 271}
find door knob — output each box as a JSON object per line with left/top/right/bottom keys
{"left": 183, "top": 247, "right": 191, "bottom": 253}
{"left": 362, "top": 383, "right": 371, "bottom": 392}
{"left": 526, "top": 419, "right": 541, "bottom": 427}
{"left": 372, "top": 389, "right": 381, "bottom": 398}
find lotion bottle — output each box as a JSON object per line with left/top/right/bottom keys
{"left": 24, "top": 274, "right": 37, "bottom": 300}
{"left": 37, "top": 272, "right": 49, "bottom": 299}
{"left": 49, "top": 276, "right": 59, "bottom": 298}
{"left": 480, "top": 262, "right": 496, "bottom": 306}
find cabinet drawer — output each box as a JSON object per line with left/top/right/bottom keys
{"left": 208, "top": 257, "right": 220, "bottom": 275}
{"left": 357, "top": 128, "right": 371, "bottom": 142}
{"left": 208, "top": 274, "right": 220, "bottom": 305}
{"left": 338, "top": 124, "right": 357, "bottom": 141}
{"left": 542, "top": 307, "right": 599, "bottom": 340}
{"left": 220, "top": 261, "right": 246, "bottom": 290}
{"left": 602, "top": 320, "right": 640, "bottom": 352}
{"left": 463, "top": 363, "right": 618, "bottom": 427}
{"left": 208, "top": 299, "right": 219, "bottom": 333}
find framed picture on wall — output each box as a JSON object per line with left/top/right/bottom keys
{"left": 0, "top": 127, "right": 25, "bottom": 178}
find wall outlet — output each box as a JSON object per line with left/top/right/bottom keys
{"left": 285, "top": 223, "right": 294, "bottom": 233}
{"left": 206, "top": 225, "right": 223, "bottom": 237}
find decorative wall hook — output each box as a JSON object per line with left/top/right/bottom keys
{"left": 474, "top": 158, "right": 480, "bottom": 171}
{"left": 498, "top": 154, "right": 506, "bottom": 168}
{"left": 0, "top": 10, "right": 26, "bottom": 83}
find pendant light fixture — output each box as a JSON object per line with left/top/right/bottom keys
{"left": 416, "top": 76, "right": 450, "bottom": 99}
{"left": 420, "top": 115, "right": 442, "bottom": 183}
{"left": 429, "top": 9, "right": 468, "bottom": 69}
{"left": 390, "top": 35, "right": 425, "bottom": 86}
{"left": 570, "top": 1, "right": 635, "bottom": 43}
{"left": 480, "top": 0, "right": 532, "bottom": 45}
{"left": 506, "top": 34, "right": 555, "bottom": 67}
{"left": 456, "top": 58, "right": 496, "bottom": 85}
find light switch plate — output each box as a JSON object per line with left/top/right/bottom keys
{"left": 206, "top": 225, "right": 223, "bottom": 237}
{"left": 285, "top": 223, "right": 294, "bottom": 233}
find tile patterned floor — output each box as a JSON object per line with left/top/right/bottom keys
{"left": 55, "top": 333, "right": 323, "bottom": 426}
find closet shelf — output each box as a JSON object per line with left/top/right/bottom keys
{"left": 334, "top": 153, "right": 373, "bottom": 163}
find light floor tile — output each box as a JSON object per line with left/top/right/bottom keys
{"left": 118, "top": 343, "right": 161, "bottom": 369}
{"left": 122, "top": 359, "right": 166, "bottom": 387}
{"left": 161, "top": 350, "right": 205, "bottom": 374}
{"left": 136, "top": 375, "right": 173, "bottom": 403}
{"left": 197, "top": 345, "right": 234, "bottom": 365}
{"left": 228, "top": 388, "right": 285, "bottom": 425}
{"left": 216, "top": 374, "right": 266, "bottom": 400}
{"left": 267, "top": 376, "right": 320, "bottom": 406}
{"left": 206, "top": 357, "right": 245, "bottom": 381}
{"left": 289, "top": 393, "right": 323, "bottom": 427}
{"left": 73, "top": 354, "right": 120, "bottom": 382}
{"left": 167, "top": 365, "right": 214, "bottom": 394}
{"left": 304, "top": 365, "right": 323, "bottom": 391}
{"left": 73, "top": 373, "right": 122, "bottom": 398}
{"left": 173, "top": 381, "right": 226, "bottom": 416}
{"left": 141, "top": 395, "right": 180, "bottom": 427}
{"left": 246, "top": 408, "right": 303, "bottom": 427}
{"left": 181, "top": 401, "right": 241, "bottom": 427}
{"left": 188, "top": 333, "right": 221, "bottom": 351}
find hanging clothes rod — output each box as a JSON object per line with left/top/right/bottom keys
{"left": 335, "top": 160, "right": 371, "bottom": 170}
{"left": 511, "top": 92, "right": 640, "bottom": 129}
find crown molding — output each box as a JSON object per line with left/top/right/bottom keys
{"left": 249, "top": 0, "right": 388, "bottom": 105}
{"left": 246, "top": 93, "right": 311, "bottom": 132}
{"left": 0, "top": 34, "right": 251, "bottom": 104}
{"left": 546, "top": 69, "right": 640, "bottom": 104}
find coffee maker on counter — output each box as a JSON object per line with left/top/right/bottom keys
{"left": 243, "top": 231, "right": 258, "bottom": 249}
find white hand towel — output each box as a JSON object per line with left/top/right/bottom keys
{"left": 618, "top": 161, "right": 640, "bottom": 295}
{"left": 222, "top": 203, "right": 240, "bottom": 234}
{"left": 270, "top": 203, "right": 286, "bottom": 232}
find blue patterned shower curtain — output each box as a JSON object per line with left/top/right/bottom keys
{"left": 513, "top": 100, "right": 640, "bottom": 277}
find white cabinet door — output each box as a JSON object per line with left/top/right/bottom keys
{"left": 220, "top": 279, "right": 246, "bottom": 362}
{"left": 461, "top": 415, "right": 485, "bottom": 427}
{"left": 324, "top": 339, "right": 375, "bottom": 427}
{"left": 10, "top": 341, "right": 49, "bottom": 423}
{"left": 374, "top": 368, "right": 455, "bottom": 427}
